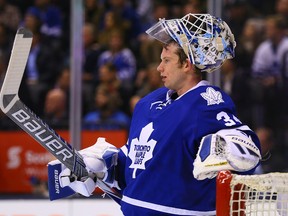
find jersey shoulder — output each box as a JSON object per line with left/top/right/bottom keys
{"left": 189, "top": 84, "right": 236, "bottom": 110}
{"left": 135, "top": 87, "right": 168, "bottom": 106}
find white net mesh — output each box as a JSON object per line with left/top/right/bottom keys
{"left": 230, "top": 173, "right": 288, "bottom": 216}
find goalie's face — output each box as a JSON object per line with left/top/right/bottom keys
{"left": 157, "top": 43, "right": 192, "bottom": 95}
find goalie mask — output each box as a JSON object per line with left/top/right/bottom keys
{"left": 146, "top": 13, "right": 236, "bottom": 73}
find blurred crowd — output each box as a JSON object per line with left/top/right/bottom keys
{"left": 0, "top": 0, "right": 288, "bottom": 172}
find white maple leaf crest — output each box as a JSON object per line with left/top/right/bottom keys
{"left": 128, "top": 122, "right": 157, "bottom": 178}
{"left": 200, "top": 87, "right": 224, "bottom": 105}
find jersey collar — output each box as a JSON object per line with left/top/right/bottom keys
{"left": 166, "top": 80, "right": 210, "bottom": 101}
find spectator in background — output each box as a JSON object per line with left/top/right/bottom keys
{"left": 236, "top": 18, "right": 265, "bottom": 70}
{"left": 139, "top": 1, "right": 170, "bottom": 33}
{"left": 98, "top": 63, "right": 121, "bottom": 92}
{"left": 234, "top": 18, "right": 264, "bottom": 128}
{"left": 0, "top": 24, "right": 13, "bottom": 68}
{"left": 138, "top": 2, "right": 170, "bottom": 68}
{"left": 275, "top": 0, "right": 288, "bottom": 25}
{"left": 43, "top": 88, "right": 69, "bottom": 129}
{"left": 130, "top": 63, "right": 163, "bottom": 116}
{"left": 22, "top": 9, "right": 64, "bottom": 116}
{"left": 52, "top": 66, "right": 71, "bottom": 113}
{"left": 97, "top": 28, "right": 136, "bottom": 96}
{"left": 223, "top": 0, "right": 253, "bottom": 41}
{"left": 99, "top": 62, "right": 123, "bottom": 92}
{"left": 221, "top": 61, "right": 237, "bottom": 97}
{"left": 181, "top": 0, "right": 206, "bottom": 16}
{"left": 133, "top": 63, "right": 163, "bottom": 98}
{"left": 220, "top": 59, "right": 253, "bottom": 127}
{"left": 274, "top": 0, "right": 288, "bottom": 160}
{"left": 253, "top": 127, "right": 287, "bottom": 173}
{"left": 97, "top": 11, "right": 126, "bottom": 49}
{"left": 55, "top": 66, "right": 70, "bottom": 94}
{"left": 105, "top": 0, "right": 142, "bottom": 49}
{"left": 97, "top": 62, "right": 128, "bottom": 113}
{"left": 82, "top": 22, "right": 103, "bottom": 104}
{"left": 22, "top": 5, "right": 42, "bottom": 33}
{"left": 129, "top": 94, "right": 141, "bottom": 114}
{"left": 84, "top": 0, "right": 105, "bottom": 35}
{"left": 0, "top": 49, "right": 6, "bottom": 85}
{"left": 256, "top": 127, "right": 273, "bottom": 163}
{"left": 83, "top": 85, "right": 130, "bottom": 130}
{"left": 0, "top": 0, "right": 22, "bottom": 32}
{"left": 135, "top": 0, "right": 153, "bottom": 34}
{"left": 250, "top": 15, "right": 288, "bottom": 130}
{"left": 25, "top": 0, "right": 63, "bottom": 39}
{"left": 48, "top": 65, "right": 93, "bottom": 118}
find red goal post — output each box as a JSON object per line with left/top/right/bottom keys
{"left": 216, "top": 170, "right": 288, "bottom": 216}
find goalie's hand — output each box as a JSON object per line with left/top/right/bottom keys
{"left": 58, "top": 166, "right": 98, "bottom": 197}
{"left": 193, "top": 128, "right": 261, "bottom": 180}
{"left": 48, "top": 137, "right": 119, "bottom": 198}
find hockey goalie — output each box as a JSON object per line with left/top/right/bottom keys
{"left": 47, "top": 13, "right": 262, "bottom": 215}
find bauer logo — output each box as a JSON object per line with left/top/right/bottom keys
{"left": 11, "top": 108, "right": 73, "bottom": 161}
{"left": 128, "top": 122, "right": 156, "bottom": 178}
{"left": 54, "top": 169, "right": 60, "bottom": 194}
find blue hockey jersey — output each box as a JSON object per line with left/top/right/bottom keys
{"left": 116, "top": 81, "right": 260, "bottom": 215}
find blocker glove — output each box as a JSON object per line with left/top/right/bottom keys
{"left": 47, "top": 137, "right": 119, "bottom": 200}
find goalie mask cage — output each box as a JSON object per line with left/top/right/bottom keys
{"left": 216, "top": 170, "right": 288, "bottom": 216}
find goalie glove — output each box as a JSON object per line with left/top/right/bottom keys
{"left": 47, "top": 137, "right": 119, "bottom": 200}
{"left": 193, "top": 128, "right": 261, "bottom": 180}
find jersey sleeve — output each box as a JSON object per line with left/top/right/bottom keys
{"left": 115, "top": 144, "right": 128, "bottom": 191}
{"left": 185, "top": 86, "right": 261, "bottom": 174}
{"left": 184, "top": 86, "right": 260, "bottom": 157}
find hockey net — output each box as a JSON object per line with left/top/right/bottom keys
{"left": 216, "top": 170, "right": 288, "bottom": 216}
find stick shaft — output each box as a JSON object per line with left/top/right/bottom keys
{"left": 0, "top": 28, "right": 122, "bottom": 200}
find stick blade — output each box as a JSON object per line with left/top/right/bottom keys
{"left": 0, "top": 28, "right": 33, "bottom": 113}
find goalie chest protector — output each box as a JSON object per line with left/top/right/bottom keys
{"left": 120, "top": 83, "right": 243, "bottom": 215}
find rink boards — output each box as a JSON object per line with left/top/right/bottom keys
{"left": 0, "top": 198, "right": 123, "bottom": 216}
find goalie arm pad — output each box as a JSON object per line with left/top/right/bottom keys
{"left": 47, "top": 137, "right": 119, "bottom": 200}
{"left": 193, "top": 127, "right": 261, "bottom": 180}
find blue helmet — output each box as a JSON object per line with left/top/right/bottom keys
{"left": 146, "top": 13, "right": 236, "bottom": 73}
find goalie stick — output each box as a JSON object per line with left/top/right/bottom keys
{"left": 0, "top": 28, "right": 122, "bottom": 201}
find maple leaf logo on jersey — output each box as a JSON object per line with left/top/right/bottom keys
{"left": 128, "top": 122, "right": 157, "bottom": 178}
{"left": 200, "top": 87, "right": 224, "bottom": 105}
